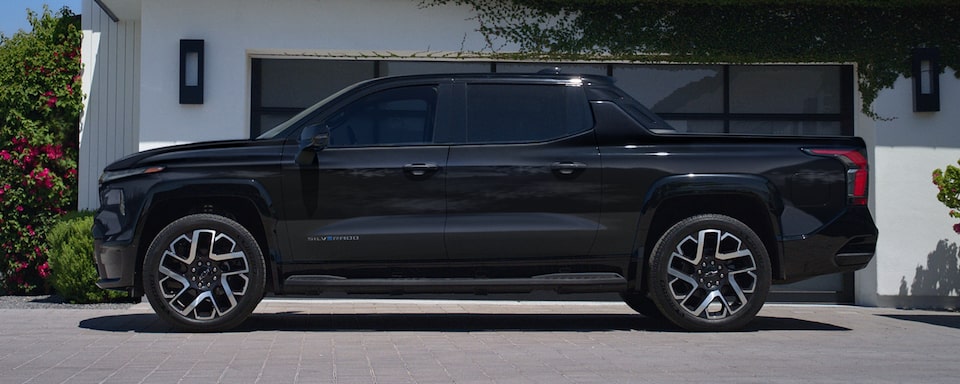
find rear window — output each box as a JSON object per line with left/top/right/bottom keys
{"left": 464, "top": 84, "right": 593, "bottom": 144}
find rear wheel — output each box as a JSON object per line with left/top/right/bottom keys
{"left": 647, "top": 214, "right": 771, "bottom": 331}
{"left": 142, "top": 214, "right": 265, "bottom": 332}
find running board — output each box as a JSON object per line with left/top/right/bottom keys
{"left": 282, "top": 273, "right": 627, "bottom": 295}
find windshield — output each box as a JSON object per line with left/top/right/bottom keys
{"left": 256, "top": 79, "right": 371, "bottom": 140}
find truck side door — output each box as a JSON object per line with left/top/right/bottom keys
{"left": 279, "top": 83, "right": 450, "bottom": 273}
{"left": 443, "top": 82, "right": 602, "bottom": 276}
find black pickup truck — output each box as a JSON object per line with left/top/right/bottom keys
{"left": 93, "top": 72, "right": 877, "bottom": 332}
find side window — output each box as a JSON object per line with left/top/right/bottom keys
{"left": 327, "top": 85, "right": 437, "bottom": 147}
{"left": 464, "top": 84, "right": 592, "bottom": 144}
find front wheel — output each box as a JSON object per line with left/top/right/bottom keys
{"left": 142, "top": 214, "right": 266, "bottom": 332}
{"left": 647, "top": 214, "right": 771, "bottom": 331}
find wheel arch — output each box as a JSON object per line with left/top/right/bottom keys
{"left": 131, "top": 179, "right": 279, "bottom": 296}
{"left": 632, "top": 174, "right": 785, "bottom": 292}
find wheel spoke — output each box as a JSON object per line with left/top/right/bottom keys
{"left": 158, "top": 265, "right": 190, "bottom": 300}
{"left": 180, "top": 291, "right": 217, "bottom": 320}
{"left": 716, "top": 248, "right": 752, "bottom": 261}
{"left": 695, "top": 229, "right": 721, "bottom": 264}
{"left": 667, "top": 266, "right": 700, "bottom": 301}
{"left": 690, "top": 290, "right": 722, "bottom": 317}
{"left": 210, "top": 250, "right": 245, "bottom": 262}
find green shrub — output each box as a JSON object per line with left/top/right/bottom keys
{"left": 46, "top": 212, "right": 126, "bottom": 303}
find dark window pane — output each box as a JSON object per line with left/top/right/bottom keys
{"left": 613, "top": 65, "right": 724, "bottom": 114}
{"left": 257, "top": 112, "right": 299, "bottom": 137}
{"left": 327, "top": 86, "right": 438, "bottom": 147}
{"left": 384, "top": 61, "right": 490, "bottom": 76}
{"left": 729, "top": 120, "right": 842, "bottom": 136}
{"left": 465, "top": 84, "right": 590, "bottom": 144}
{"left": 496, "top": 62, "right": 608, "bottom": 76}
{"left": 730, "top": 66, "right": 841, "bottom": 114}
{"left": 260, "top": 59, "right": 375, "bottom": 108}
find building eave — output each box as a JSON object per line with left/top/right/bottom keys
{"left": 96, "top": 0, "right": 141, "bottom": 22}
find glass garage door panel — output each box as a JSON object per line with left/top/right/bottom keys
{"left": 260, "top": 59, "right": 376, "bottom": 108}
{"left": 729, "top": 66, "right": 842, "bottom": 114}
{"left": 613, "top": 65, "right": 724, "bottom": 114}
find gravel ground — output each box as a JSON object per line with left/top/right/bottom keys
{"left": 0, "top": 295, "right": 139, "bottom": 310}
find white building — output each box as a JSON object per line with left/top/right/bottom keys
{"left": 80, "top": 0, "right": 960, "bottom": 307}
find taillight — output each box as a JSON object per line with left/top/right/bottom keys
{"left": 805, "top": 148, "right": 869, "bottom": 206}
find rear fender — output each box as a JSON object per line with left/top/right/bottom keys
{"left": 631, "top": 174, "right": 785, "bottom": 289}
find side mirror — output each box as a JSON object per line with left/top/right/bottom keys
{"left": 296, "top": 124, "right": 330, "bottom": 165}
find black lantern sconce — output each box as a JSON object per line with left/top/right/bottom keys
{"left": 179, "top": 39, "right": 204, "bottom": 104}
{"left": 911, "top": 47, "right": 940, "bottom": 112}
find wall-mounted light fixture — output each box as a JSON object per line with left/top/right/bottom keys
{"left": 912, "top": 47, "right": 940, "bottom": 112}
{"left": 179, "top": 39, "right": 204, "bottom": 104}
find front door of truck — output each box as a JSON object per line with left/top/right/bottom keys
{"left": 280, "top": 84, "right": 450, "bottom": 272}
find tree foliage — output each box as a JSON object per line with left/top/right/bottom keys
{"left": 426, "top": 0, "right": 960, "bottom": 118}
{"left": 0, "top": 7, "right": 83, "bottom": 294}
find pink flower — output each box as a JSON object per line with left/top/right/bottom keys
{"left": 46, "top": 96, "right": 57, "bottom": 108}
{"left": 26, "top": 225, "right": 35, "bottom": 236}
{"left": 954, "top": 223, "right": 960, "bottom": 234}
{"left": 37, "top": 262, "right": 50, "bottom": 279}
{"left": 43, "top": 145, "right": 62, "bottom": 160}
{"left": 0, "top": 150, "right": 9, "bottom": 161}
{"left": 16, "top": 205, "right": 23, "bottom": 212}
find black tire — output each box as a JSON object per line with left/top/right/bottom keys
{"left": 620, "top": 291, "right": 665, "bottom": 320}
{"left": 142, "top": 214, "right": 265, "bottom": 332}
{"left": 647, "top": 214, "right": 771, "bottom": 331}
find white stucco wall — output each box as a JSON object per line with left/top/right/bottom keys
{"left": 859, "top": 68, "right": 960, "bottom": 305}
{"left": 137, "top": 0, "right": 493, "bottom": 150}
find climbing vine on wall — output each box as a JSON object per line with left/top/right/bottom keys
{"left": 425, "top": 0, "right": 959, "bottom": 118}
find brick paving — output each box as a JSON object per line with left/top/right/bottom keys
{"left": 2, "top": 298, "right": 959, "bottom": 383}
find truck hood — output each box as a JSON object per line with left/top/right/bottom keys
{"left": 103, "top": 139, "right": 283, "bottom": 171}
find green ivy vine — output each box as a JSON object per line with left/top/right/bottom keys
{"left": 425, "top": 0, "right": 959, "bottom": 119}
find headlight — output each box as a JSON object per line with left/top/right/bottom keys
{"left": 98, "top": 166, "right": 165, "bottom": 185}
{"left": 101, "top": 188, "right": 126, "bottom": 216}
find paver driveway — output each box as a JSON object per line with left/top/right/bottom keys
{"left": 1, "top": 298, "right": 959, "bottom": 383}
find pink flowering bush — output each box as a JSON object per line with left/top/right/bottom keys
{"left": 932, "top": 161, "right": 960, "bottom": 235}
{"left": 0, "top": 7, "right": 82, "bottom": 294}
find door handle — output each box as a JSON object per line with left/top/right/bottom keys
{"left": 551, "top": 161, "right": 587, "bottom": 176}
{"left": 403, "top": 163, "right": 439, "bottom": 177}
